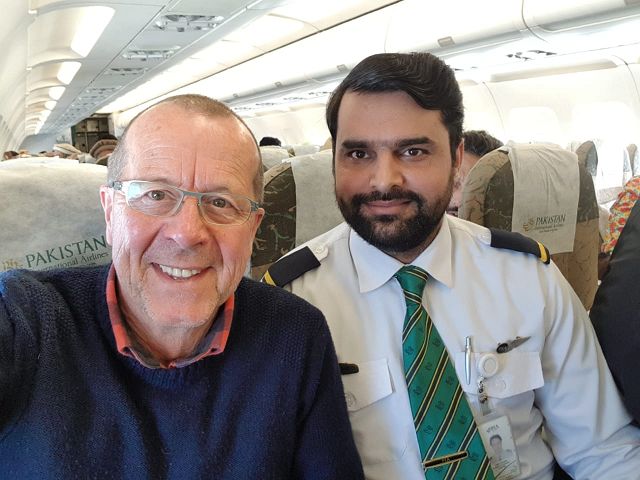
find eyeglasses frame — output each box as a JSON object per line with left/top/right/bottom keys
{"left": 110, "top": 180, "right": 261, "bottom": 226}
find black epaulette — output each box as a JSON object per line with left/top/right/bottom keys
{"left": 262, "top": 246, "right": 321, "bottom": 287}
{"left": 489, "top": 228, "right": 550, "bottom": 265}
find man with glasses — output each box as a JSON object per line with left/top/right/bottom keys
{"left": 0, "top": 94, "right": 363, "bottom": 479}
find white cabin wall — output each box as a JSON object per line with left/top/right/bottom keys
{"left": 20, "top": 133, "right": 60, "bottom": 154}
{"left": 243, "top": 106, "right": 329, "bottom": 147}
{"left": 460, "top": 83, "right": 506, "bottom": 142}
{"left": 483, "top": 65, "right": 640, "bottom": 147}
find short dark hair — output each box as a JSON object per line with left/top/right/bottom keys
{"left": 259, "top": 136, "right": 281, "bottom": 147}
{"left": 463, "top": 130, "right": 503, "bottom": 158}
{"left": 107, "top": 94, "right": 263, "bottom": 201}
{"left": 490, "top": 435, "right": 502, "bottom": 444}
{"left": 326, "top": 52, "right": 464, "bottom": 163}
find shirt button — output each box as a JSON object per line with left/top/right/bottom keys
{"left": 495, "top": 378, "right": 507, "bottom": 391}
{"left": 314, "top": 244, "right": 326, "bottom": 254}
{"left": 345, "top": 392, "right": 355, "bottom": 408}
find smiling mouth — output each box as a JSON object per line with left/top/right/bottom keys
{"left": 158, "top": 264, "right": 202, "bottom": 279}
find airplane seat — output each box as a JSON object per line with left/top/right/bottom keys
{"left": 251, "top": 149, "right": 341, "bottom": 280}
{"left": 0, "top": 161, "right": 111, "bottom": 273}
{"left": 459, "top": 143, "right": 599, "bottom": 310}
{"left": 291, "top": 144, "right": 320, "bottom": 156}
{"left": 575, "top": 139, "right": 629, "bottom": 242}
{"left": 259, "top": 145, "right": 291, "bottom": 170}
{"left": 627, "top": 144, "right": 640, "bottom": 176}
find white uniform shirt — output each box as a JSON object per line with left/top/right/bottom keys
{"left": 283, "top": 215, "right": 640, "bottom": 480}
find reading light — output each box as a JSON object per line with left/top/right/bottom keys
{"left": 45, "top": 100, "right": 57, "bottom": 110}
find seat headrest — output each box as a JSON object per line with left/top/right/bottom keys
{"left": 260, "top": 146, "right": 290, "bottom": 170}
{"left": 0, "top": 163, "right": 111, "bottom": 272}
{"left": 251, "top": 150, "right": 340, "bottom": 280}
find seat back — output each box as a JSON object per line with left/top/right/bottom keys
{"left": 251, "top": 150, "right": 341, "bottom": 280}
{"left": 459, "top": 143, "right": 599, "bottom": 310}
{"left": 0, "top": 161, "right": 111, "bottom": 272}
{"left": 627, "top": 144, "right": 640, "bottom": 176}
{"left": 260, "top": 146, "right": 290, "bottom": 170}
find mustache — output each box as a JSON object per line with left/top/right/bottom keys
{"left": 350, "top": 189, "right": 424, "bottom": 206}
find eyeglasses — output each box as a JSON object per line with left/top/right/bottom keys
{"left": 111, "top": 180, "right": 260, "bottom": 226}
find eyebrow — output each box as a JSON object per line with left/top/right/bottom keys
{"left": 340, "top": 137, "right": 434, "bottom": 150}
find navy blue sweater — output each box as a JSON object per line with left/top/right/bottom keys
{"left": 0, "top": 265, "right": 363, "bottom": 479}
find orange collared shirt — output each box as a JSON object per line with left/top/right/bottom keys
{"left": 105, "top": 264, "right": 233, "bottom": 369}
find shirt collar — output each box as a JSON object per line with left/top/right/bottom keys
{"left": 105, "top": 264, "right": 233, "bottom": 369}
{"left": 350, "top": 214, "right": 455, "bottom": 293}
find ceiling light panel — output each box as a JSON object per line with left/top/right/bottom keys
{"left": 57, "top": 62, "right": 82, "bottom": 84}
{"left": 70, "top": 7, "right": 115, "bottom": 57}
{"left": 28, "top": 7, "right": 114, "bottom": 67}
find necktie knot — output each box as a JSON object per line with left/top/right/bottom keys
{"left": 394, "top": 265, "right": 428, "bottom": 298}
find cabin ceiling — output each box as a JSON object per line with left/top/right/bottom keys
{"left": 3, "top": 0, "right": 640, "bottom": 151}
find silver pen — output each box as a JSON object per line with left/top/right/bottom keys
{"left": 465, "top": 336, "right": 471, "bottom": 385}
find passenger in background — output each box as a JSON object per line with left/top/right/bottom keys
{"left": 447, "top": 130, "right": 503, "bottom": 217}
{"left": 2, "top": 150, "right": 19, "bottom": 160}
{"left": 0, "top": 94, "right": 363, "bottom": 479}
{"left": 598, "top": 175, "right": 640, "bottom": 279}
{"left": 264, "top": 52, "right": 640, "bottom": 480}
{"left": 52, "top": 143, "right": 82, "bottom": 158}
{"left": 90, "top": 134, "right": 119, "bottom": 166}
{"left": 591, "top": 196, "right": 640, "bottom": 424}
{"left": 259, "top": 136, "right": 282, "bottom": 147}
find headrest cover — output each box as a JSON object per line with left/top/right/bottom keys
{"left": 53, "top": 143, "right": 81, "bottom": 155}
{"left": 90, "top": 139, "right": 118, "bottom": 159}
{"left": 0, "top": 163, "right": 111, "bottom": 272}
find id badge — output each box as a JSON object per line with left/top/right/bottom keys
{"left": 478, "top": 414, "right": 521, "bottom": 480}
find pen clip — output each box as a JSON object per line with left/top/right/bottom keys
{"left": 465, "top": 336, "right": 472, "bottom": 385}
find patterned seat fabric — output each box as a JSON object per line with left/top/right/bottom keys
{"left": 251, "top": 150, "right": 341, "bottom": 280}
{"left": 627, "top": 144, "right": 639, "bottom": 176}
{"left": 459, "top": 146, "right": 599, "bottom": 310}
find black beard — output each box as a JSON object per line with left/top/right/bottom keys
{"left": 337, "top": 182, "right": 452, "bottom": 255}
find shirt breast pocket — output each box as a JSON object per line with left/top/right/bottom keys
{"left": 341, "top": 358, "right": 408, "bottom": 465}
{"left": 454, "top": 351, "right": 544, "bottom": 399}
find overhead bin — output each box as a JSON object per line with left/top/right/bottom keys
{"left": 385, "top": 0, "right": 527, "bottom": 55}
{"left": 302, "top": 7, "right": 392, "bottom": 83}
{"left": 523, "top": 0, "right": 640, "bottom": 48}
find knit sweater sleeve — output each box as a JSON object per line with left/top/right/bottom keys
{"left": 291, "top": 314, "right": 364, "bottom": 480}
{"left": 0, "top": 271, "right": 39, "bottom": 432}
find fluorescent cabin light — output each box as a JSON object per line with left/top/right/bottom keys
{"left": 40, "top": 110, "right": 51, "bottom": 118}
{"left": 45, "top": 100, "right": 57, "bottom": 110}
{"left": 71, "top": 7, "right": 115, "bottom": 57}
{"left": 49, "top": 86, "right": 65, "bottom": 100}
{"left": 225, "top": 15, "right": 305, "bottom": 48}
{"left": 57, "top": 62, "right": 82, "bottom": 84}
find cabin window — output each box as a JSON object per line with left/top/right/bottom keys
{"left": 507, "top": 106, "right": 562, "bottom": 145}
{"left": 572, "top": 101, "right": 634, "bottom": 144}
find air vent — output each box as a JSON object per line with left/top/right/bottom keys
{"left": 255, "top": 102, "right": 280, "bottom": 107}
{"left": 232, "top": 107, "right": 252, "bottom": 112}
{"left": 85, "top": 87, "right": 121, "bottom": 95}
{"left": 283, "top": 97, "right": 306, "bottom": 102}
{"left": 307, "top": 91, "right": 331, "bottom": 97}
{"left": 122, "top": 49, "right": 179, "bottom": 61}
{"left": 506, "top": 50, "right": 557, "bottom": 61}
{"left": 153, "top": 14, "right": 223, "bottom": 33}
{"left": 104, "top": 67, "right": 149, "bottom": 76}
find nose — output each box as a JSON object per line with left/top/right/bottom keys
{"left": 162, "top": 196, "right": 210, "bottom": 248}
{"left": 370, "top": 152, "right": 404, "bottom": 192}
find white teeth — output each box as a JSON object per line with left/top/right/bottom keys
{"left": 159, "top": 264, "right": 201, "bottom": 278}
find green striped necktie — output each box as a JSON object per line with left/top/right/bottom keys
{"left": 394, "top": 266, "right": 494, "bottom": 479}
